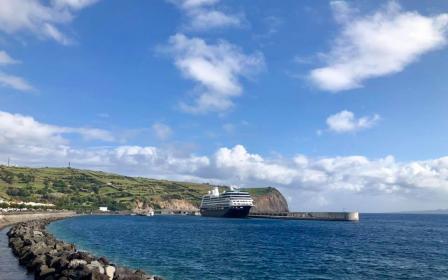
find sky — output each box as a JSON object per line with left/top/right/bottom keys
{"left": 1, "top": 0, "right": 448, "bottom": 212}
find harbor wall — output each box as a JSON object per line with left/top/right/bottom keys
{"left": 250, "top": 211, "right": 359, "bottom": 221}
{"left": 0, "top": 211, "right": 77, "bottom": 230}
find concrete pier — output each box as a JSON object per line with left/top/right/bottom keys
{"left": 249, "top": 211, "right": 359, "bottom": 221}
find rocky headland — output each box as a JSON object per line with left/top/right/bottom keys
{"left": 7, "top": 219, "right": 163, "bottom": 280}
{"left": 249, "top": 187, "right": 289, "bottom": 213}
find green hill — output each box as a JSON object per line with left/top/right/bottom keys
{"left": 0, "top": 165, "right": 285, "bottom": 212}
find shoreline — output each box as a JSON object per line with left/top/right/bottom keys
{"left": 0, "top": 211, "right": 79, "bottom": 231}
{"left": 4, "top": 215, "right": 163, "bottom": 280}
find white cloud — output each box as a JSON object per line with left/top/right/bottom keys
{"left": 165, "top": 33, "right": 264, "bottom": 113}
{"left": 214, "top": 145, "right": 297, "bottom": 185}
{"left": 2, "top": 110, "right": 448, "bottom": 212}
{"left": 52, "top": 0, "right": 99, "bottom": 10}
{"left": 170, "top": 0, "right": 242, "bottom": 31}
{"left": 309, "top": 1, "right": 448, "bottom": 91}
{"left": 326, "top": 110, "right": 380, "bottom": 133}
{"left": 152, "top": 122, "right": 173, "bottom": 140}
{"left": 0, "top": 0, "right": 100, "bottom": 44}
{"left": 178, "top": 0, "right": 218, "bottom": 9}
{"left": 0, "top": 111, "right": 114, "bottom": 149}
{"left": 0, "top": 51, "right": 33, "bottom": 92}
{"left": 0, "top": 51, "right": 19, "bottom": 65}
{"left": 0, "top": 72, "right": 34, "bottom": 92}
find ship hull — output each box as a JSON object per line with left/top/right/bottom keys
{"left": 200, "top": 206, "right": 252, "bottom": 218}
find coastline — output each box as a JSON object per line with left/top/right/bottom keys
{"left": 6, "top": 217, "right": 163, "bottom": 279}
{"left": 0, "top": 211, "right": 79, "bottom": 231}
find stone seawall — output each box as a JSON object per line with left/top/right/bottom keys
{"left": 7, "top": 219, "right": 163, "bottom": 280}
{"left": 0, "top": 212, "right": 78, "bottom": 230}
{"left": 250, "top": 211, "right": 360, "bottom": 221}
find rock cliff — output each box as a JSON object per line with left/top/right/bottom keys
{"left": 157, "top": 199, "right": 199, "bottom": 212}
{"left": 132, "top": 199, "right": 154, "bottom": 215}
{"left": 247, "top": 187, "right": 289, "bottom": 213}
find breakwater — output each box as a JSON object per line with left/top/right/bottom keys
{"left": 7, "top": 219, "right": 163, "bottom": 280}
{"left": 0, "top": 212, "right": 78, "bottom": 230}
{"left": 250, "top": 211, "right": 360, "bottom": 221}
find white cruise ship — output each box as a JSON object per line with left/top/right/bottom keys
{"left": 200, "top": 186, "right": 254, "bottom": 218}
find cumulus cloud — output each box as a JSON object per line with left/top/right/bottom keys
{"left": 211, "top": 145, "right": 448, "bottom": 208}
{"left": 309, "top": 1, "right": 448, "bottom": 91}
{"left": 170, "top": 0, "right": 242, "bottom": 31}
{"left": 0, "top": 0, "right": 100, "bottom": 44}
{"left": 0, "top": 111, "right": 114, "bottom": 150}
{"left": 152, "top": 122, "right": 173, "bottom": 140}
{"left": 215, "top": 145, "right": 297, "bottom": 185}
{"left": 164, "top": 34, "right": 264, "bottom": 113}
{"left": 326, "top": 110, "right": 380, "bottom": 133}
{"left": 2, "top": 110, "right": 448, "bottom": 211}
{"left": 0, "top": 112, "right": 209, "bottom": 177}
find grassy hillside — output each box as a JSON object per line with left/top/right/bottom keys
{"left": 0, "top": 166, "right": 211, "bottom": 211}
{"left": 0, "top": 165, "right": 283, "bottom": 212}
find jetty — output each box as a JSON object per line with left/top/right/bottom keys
{"left": 249, "top": 211, "right": 359, "bottom": 221}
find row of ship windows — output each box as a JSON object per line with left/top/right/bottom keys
{"left": 202, "top": 199, "right": 252, "bottom": 203}
{"left": 202, "top": 203, "right": 251, "bottom": 206}
{"left": 204, "top": 196, "right": 251, "bottom": 200}
{"left": 202, "top": 200, "right": 252, "bottom": 205}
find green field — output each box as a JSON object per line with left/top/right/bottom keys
{"left": 0, "top": 165, "right": 275, "bottom": 211}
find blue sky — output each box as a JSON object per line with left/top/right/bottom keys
{"left": 1, "top": 0, "right": 448, "bottom": 212}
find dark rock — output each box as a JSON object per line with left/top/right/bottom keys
{"left": 19, "top": 250, "right": 36, "bottom": 266}
{"left": 68, "top": 251, "right": 94, "bottom": 262}
{"left": 28, "top": 254, "right": 46, "bottom": 271}
{"left": 50, "top": 254, "right": 70, "bottom": 272}
{"left": 61, "top": 265, "right": 92, "bottom": 280}
{"left": 36, "top": 264, "right": 56, "bottom": 280}
{"left": 98, "top": 256, "right": 110, "bottom": 266}
{"left": 92, "top": 269, "right": 110, "bottom": 280}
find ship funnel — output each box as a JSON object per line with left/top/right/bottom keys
{"left": 211, "top": 186, "right": 220, "bottom": 197}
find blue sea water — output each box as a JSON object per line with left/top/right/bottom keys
{"left": 47, "top": 214, "right": 448, "bottom": 280}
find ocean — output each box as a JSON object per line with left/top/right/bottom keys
{"left": 44, "top": 214, "right": 448, "bottom": 280}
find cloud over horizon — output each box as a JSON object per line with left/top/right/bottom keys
{"left": 1, "top": 110, "right": 448, "bottom": 212}
{"left": 309, "top": 1, "right": 448, "bottom": 92}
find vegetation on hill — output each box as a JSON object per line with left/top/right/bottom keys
{"left": 0, "top": 166, "right": 287, "bottom": 212}
{"left": 0, "top": 166, "right": 210, "bottom": 211}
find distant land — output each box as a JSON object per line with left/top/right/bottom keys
{"left": 0, "top": 165, "right": 288, "bottom": 213}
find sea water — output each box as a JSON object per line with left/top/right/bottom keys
{"left": 47, "top": 214, "right": 448, "bottom": 280}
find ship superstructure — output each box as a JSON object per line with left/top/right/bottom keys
{"left": 200, "top": 186, "right": 254, "bottom": 218}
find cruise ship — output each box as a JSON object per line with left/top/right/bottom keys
{"left": 200, "top": 186, "right": 254, "bottom": 218}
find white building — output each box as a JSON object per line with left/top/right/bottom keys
{"left": 99, "top": 206, "right": 108, "bottom": 212}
